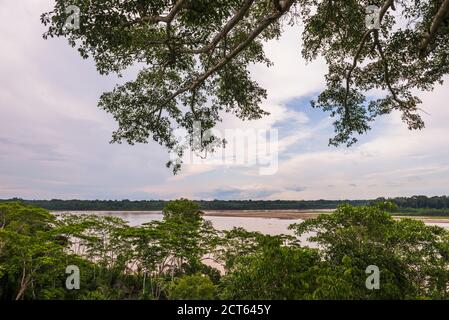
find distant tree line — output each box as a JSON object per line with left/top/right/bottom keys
{"left": 1, "top": 196, "right": 448, "bottom": 212}
{"left": 0, "top": 198, "right": 372, "bottom": 211}
{"left": 382, "top": 196, "right": 449, "bottom": 210}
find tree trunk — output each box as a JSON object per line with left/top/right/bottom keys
{"left": 15, "top": 276, "right": 31, "bottom": 300}
{"left": 15, "top": 264, "right": 31, "bottom": 300}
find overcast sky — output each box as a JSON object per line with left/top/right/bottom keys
{"left": 1, "top": 1, "right": 448, "bottom": 201}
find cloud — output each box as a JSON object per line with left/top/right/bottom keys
{"left": 197, "top": 186, "right": 283, "bottom": 200}
{"left": 268, "top": 80, "right": 449, "bottom": 200}
{"left": 0, "top": 2, "right": 448, "bottom": 201}
{"left": 288, "top": 185, "right": 307, "bottom": 192}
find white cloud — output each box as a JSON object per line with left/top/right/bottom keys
{"left": 0, "top": 2, "right": 448, "bottom": 200}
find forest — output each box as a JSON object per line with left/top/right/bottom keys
{"left": 0, "top": 198, "right": 369, "bottom": 211}
{"left": 2, "top": 196, "right": 449, "bottom": 214}
{"left": 1, "top": 199, "right": 449, "bottom": 300}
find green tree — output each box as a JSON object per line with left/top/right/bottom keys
{"left": 42, "top": 1, "right": 449, "bottom": 171}
{"left": 290, "top": 204, "right": 449, "bottom": 299}
{"left": 0, "top": 203, "right": 68, "bottom": 300}
{"left": 220, "top": 235, "right": 323, "bottom": 299}
{"left": 55, "top": 214, "right": 137, "bottom": 299}
{"left": 57, "top": 214, "right": 133, "bottom": 272}
{"left": 218, "top": 227, "right": 270, "bottom": 270}
{"left": 125, "top": 199, "right": 220, "bottom": 299}
{"left": 169, "top": 273, "right": 217, "bottom": 300}
{"left": 162, "top": 198, "right": 203, "bottom": 223}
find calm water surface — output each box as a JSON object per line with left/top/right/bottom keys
{"left": 53, "top": 211, "right": 301, "bottom": 235}
{"left": 53, "top": 211, "right": 449, "bottom": 235}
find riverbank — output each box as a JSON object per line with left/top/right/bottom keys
{"left": 202, "top": 209, "right": 332, "bottom": 220}
{"left": 204, "top": 210, "right": 449, "bottom": 224}
{"left": 51, "top": 209, "right": 449, "bottom": 224}
{"left": 204, "top": 210, "right": 449, "bottom": 223}
{"left": 393, "top": 216, "right": 449, "bottom": 223}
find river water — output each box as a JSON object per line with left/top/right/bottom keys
{"left": 52, "top": 211, "right": 449, "bottom": 236}
{"left": 52, "top": 211, "right": 301, "bottom": 235}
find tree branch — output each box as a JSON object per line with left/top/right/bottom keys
{"left": 343, "top": 0, "right": 396, "bottom": 118}
{"left": 138, "top": 0, "right": 255, "bottom": 57}
{"left": 343, "top": 29, "right": 375, "bottom": 118}
{"left": 132, "top": 0, "right": 187, "bottom": 25}
{"left": 183, "top": 0, "right": 255, "bottom": 54}
{"left": 373, "top": 31, "right": 405, "bottom": 107}
{"left": 161, "top": 0, "right": 296, "bottom": 109}
{"left": 419, "top": 0, "right": 449, "bottom": 57}
{"left": 374, "top": 32, "right": 430, "bottom": 116}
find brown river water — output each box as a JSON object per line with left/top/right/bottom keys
{"left": 51, "top": 211, "right": 449, "bottom": 268}
{"left": 52, "top": 210, "right": 449, "bottom": 236}
{"left": 52, "top": 211, "right": 301, "bottom": 234}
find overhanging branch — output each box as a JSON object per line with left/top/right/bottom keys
{"left": 419, "top": 0, "right": 449, "bottom": 57}
{"left": 160, "top": 0, "right": 296, "bottom": 114}
{"left": 343, "top": 0, "right": 396, "bottom": 118}
{"left": 131, "top": 0, "right": 187, "bottom": 25}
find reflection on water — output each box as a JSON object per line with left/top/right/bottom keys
{"left": 205, "top": 215, "right": 300, "bottom": 235}
{"left": 53, "top": 211, "right": 449, "bottom": 237}
{"left": 53, "top": 211, "right": 301, "bottom": 234}
{"left": 53, "top": 211, "right": 315, "bottom": 247}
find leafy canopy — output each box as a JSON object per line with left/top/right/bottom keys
{"left": 290, "top": 204, "right": 449, "bottom": 299}
{"left": 2, "top": 201, "right": 449, "bottom": 300}
{"left": 42, "top": 1, "right": 449, "bottom": 171}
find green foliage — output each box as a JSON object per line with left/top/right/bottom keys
{"left": 0, "top": 202, "right": 55, "bottom": 234}
{"left": 0, "top": 198, "right": 370, "bottom": 211}
{"left": 220, "top": 236, "right": 322, "bottom": 299}
{"left": 302, "top": 0, "right": 448, "bottom": 146}
{"left": 6, "top": 196, "right": 449, "bottom": 214}
{"left": 163, "top": 198, "right": 202, "bottom": 223}
{"left": 169, "top": 274, "right": 217, "bottom": 300}
{"left": 56, "top": 214, "right": 133, "bottom": 271}
{"left": 290, "top": 204, "right": 449, "bottom": 299}
{"left": 2, "top": 200, "right": 449, "bottom": 300}
{"left": 373, "top": 200, "right": 398, "bottom": 212}
{"left": 218, "top": 227, "right": 268, "bottom": 270}
{"left": 0, "top": 203, "right": 67, "bottom": 300}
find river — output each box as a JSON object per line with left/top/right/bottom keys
{"left": 53, "top": 210, "right": 301, "bottom": 235}
{"left": 52, "top": 210, "right": 449, "bottom": 236}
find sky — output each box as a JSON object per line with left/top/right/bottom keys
{"left": 1, "top": 1, "right": 448, "bottom": 201}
